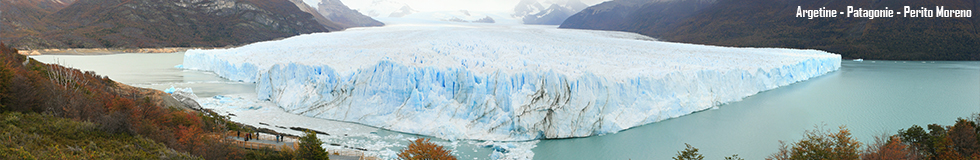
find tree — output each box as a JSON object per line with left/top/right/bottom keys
{"left": 767, "top": 125, "right": 861, "bottom": 160}
{"left": 724, "top": 154, "right": 744, "bottom": 160}
{"left": 949, "top": 118, "right": 979, "bottom": 157}
{"left": 298, "top": 130, "right": 329, "bottom": 160}
{"left": 899, "top": 125, "right": 930, "bottom": 155}
{"left": 673, "top": 143, "right": 704, "bottom": 160}
{"left": 862, "top": 135, "right": 917, "bottom": 160}
{"left": 398, "top": 138, "right": 456, "bottom": 160}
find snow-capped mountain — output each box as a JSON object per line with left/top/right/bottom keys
{"left": 397, "top": 10, "right": 498, "bottom": 23}
{"left": 513, "top": 0, "right": 588, "bottom": 25}
{"left": 333, "top": 0, "right": 589, "bottom": 25}
{"left": 388, "top": 5, "right": 419, "bottom": 17}
{"left": 348, "top": 0, "right": 417, "bottom": 17}
{"left": 317, "top": 0, "right": 385, "bottom": 29}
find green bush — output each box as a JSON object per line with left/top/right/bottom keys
{"left": 767, "top": 125, "right": 861, "bottom": 160}
{"left": 672, "top": 143, "right": 744, "bottom": 160}
{"left": 674, "top": 143, "right": 704, "bottom": 160}
{"left": 298, "top": 130, "right": 330, "bottom": 160}
{"left": 899, "top": 117, "right": 980, "bottom": 159}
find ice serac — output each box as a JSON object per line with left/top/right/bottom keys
{"left": 183, "top": 24, "right": 841, "bottom": 141}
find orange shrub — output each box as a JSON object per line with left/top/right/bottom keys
{"left": 398, "top": 138, "right": 457, "bottom": 160}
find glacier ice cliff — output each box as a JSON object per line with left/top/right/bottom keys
{"left": 183, "top": 24, "right": 841, "bottom": 141}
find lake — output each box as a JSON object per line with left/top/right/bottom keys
{"left": 33, "top": 53, "right": 979, "bottom": 159}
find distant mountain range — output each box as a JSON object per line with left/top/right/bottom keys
{"left": 345, "top": 0, "right": 586, "bottom": 25}
{"left": 0, "top": 0, "right": 382, "bottom": 49}
{"left": 350, "top": 0, "right": 414, "bottom": 18}
{"left": 561, "top": 0, "right": 980, "bottom": 60}
{"left": 513, "top": 0, "right": 588, "bottom": 25}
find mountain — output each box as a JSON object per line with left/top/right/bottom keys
{"left": 353, "top": 0, "right": 416, "bottom": 18}
{"left": 560, "top": 0, "right": 715, "bottom": 32}
{"left": 513, "top": 0, "right": 588, "bottom": 25}
{"left": 287, "top": 0, "right": 345, "bottom": 31}
{"left": 387, "top": 5, "right": 418, "bottom": 17}
{"left": 2, "top": 0, "right": 330, "bottom": 49}
{"left": 561, "top": 0, "right": 980, "bottom": 60}
{"left": 0, "top": 0, "right": 77, "bottom": 48}
{"left": 316, "top": 0, "right": 384, "bottom": 29}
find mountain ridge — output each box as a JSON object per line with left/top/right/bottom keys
{"left": 560, "top": 0, "right": 980, "bottom": 60}
{"left": 316, "top": 0, "right": 384, "bottom": 29}
{"left": 2, "top": 0, "right": 331, "bottom": 49}
{"left": 514, "top": 0, "right": 589, "bottom": 25}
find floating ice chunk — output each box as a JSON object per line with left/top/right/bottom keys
{"left": 164, "top": 86, "right": 176, "bottom": 94}
{"left": 478, "top": 140, "right": 537, "bottom": 160}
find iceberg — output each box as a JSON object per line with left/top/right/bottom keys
{"left": 182, "top": 24, "right": 840, "bottom": 141}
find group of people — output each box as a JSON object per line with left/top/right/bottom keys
{"left": 238, "top": 130, "right": 257, "bottom": 141}
{"left": 237, "top": 130, "right": 286, "bottom": 143}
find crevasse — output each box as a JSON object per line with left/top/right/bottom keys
{"left": 183, "top": 24, "right": 841, "bottom": 141}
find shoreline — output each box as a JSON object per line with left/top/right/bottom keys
{"left": 17, "top": 47, "right": 213, "bottom": 55}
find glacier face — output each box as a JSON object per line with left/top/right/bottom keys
{"left": 183, "top": 24, "right": 841, "bottom": 141}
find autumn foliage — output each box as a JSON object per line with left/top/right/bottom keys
{"left": 0, "top": 43, "right": 244, "bottom": 159}
{"left": 398, "top": 138, "right": 457, "bottom": 160}
{"left": 767, "top": 125, "right": 862, "bottom": 160}
{"left": 862, "top": 135, "right": 918, "bottom": 160}
{"left": 897, "top": 118, "right": 980, "bottom": 160}
{"left": 760, "top": 115, "right": 980, "bottom": 160}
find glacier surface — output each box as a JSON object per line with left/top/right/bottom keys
{"left": 183, "top": 24, "right": 840, "bottom": 141}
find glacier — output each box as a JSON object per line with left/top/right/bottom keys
{"left": 182, "top": 24, "right": 841, "bottom": 141}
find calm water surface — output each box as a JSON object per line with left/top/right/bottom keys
{"left": 33, "top": 53, "right": 980, "bottom": 159}
{"left": 32, "top": 53, "right": 254, "bottom": 97}
{"left": 534, "top": 60, "right": 980, "bottom": 159}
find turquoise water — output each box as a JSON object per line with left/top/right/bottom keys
{"left": 33, "top": 54, "right": 980, "bottom": 159}
{"left": 534, "top": 61, "right": 980, "bottom": 159}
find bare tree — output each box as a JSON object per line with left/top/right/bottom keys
{"left": 47, "top": 59, "right": 88, "bottom": 92}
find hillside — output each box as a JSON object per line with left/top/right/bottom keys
{"left": 0, "top": 111, "right": 199, "bottom": 159}
{"left": 0, "top": 0, "right": 77, "bottom": 48}
{"left": 560, "top": 0, "right": 980, "bottom": 60}
{"left": 0, "top": 42, "right": 245, "bottom": 159}
{"left": 1, "top": 0, "right": 330, "bottom": 49}
{"left": 560, "top": 0, "right": 714, "bottom": 33}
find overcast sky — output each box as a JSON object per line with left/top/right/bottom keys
{"left": 303, "top": 0, "right": 612, "bottom": 12}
